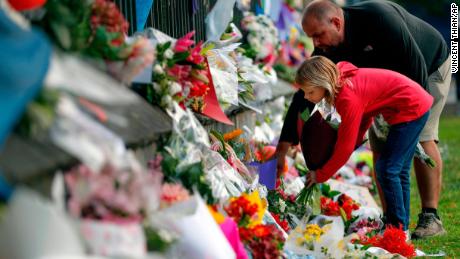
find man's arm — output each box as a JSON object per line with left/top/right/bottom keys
{"left": 276, "top": 90, "right": 315, "bottom": 176}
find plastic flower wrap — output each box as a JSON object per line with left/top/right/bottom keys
{"left": 215, "top": 23, "right": 243, "bottom": 48}
{"left": 241, "top": 12, "right": 280, "bottom": 67}
{"left": 202, "top": 148, "right": 249, "bottom": 201}
{"left": 210, "top": 130, "right": 255, "bottom": 184}
{"left": 149, "top": 195, "right": 236, "bottom": 259}
{"left": 206, "top": 43, "right": 239, "bottom": 109}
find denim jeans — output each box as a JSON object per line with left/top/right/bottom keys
{"left": 376, "top": 111, "right": 430, "bottom": 230}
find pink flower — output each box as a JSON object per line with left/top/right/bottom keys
{"left": 174, "top": 31, "right": 195, "bottom": 52}
{"left": 167, "top": 64, "right": 192, "bottom": 82}
{"left": 186, "top": 42, "right": 205, "bottom": 64}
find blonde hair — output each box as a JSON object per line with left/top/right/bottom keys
{"left": 295, "top": 56, "right": 340, "bottom": 104}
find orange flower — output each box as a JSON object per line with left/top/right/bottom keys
{"left": 224, "top": 129, "right": 244, "bottom": 141}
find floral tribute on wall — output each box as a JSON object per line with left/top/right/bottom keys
{"left": 150, "top": 31, "right": 213, "bottom": 112}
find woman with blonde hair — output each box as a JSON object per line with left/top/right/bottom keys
{"left": 299, "top": 56, "right": 432, "bottom": 232}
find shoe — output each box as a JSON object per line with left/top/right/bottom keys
{"left": 411, "top": 212, "right": 447, "bottom": 239}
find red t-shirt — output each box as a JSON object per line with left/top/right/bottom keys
{"left": 315, "top": 61, "right": 433, "bottom": 183}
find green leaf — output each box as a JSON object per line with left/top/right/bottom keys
{"left": 50, "top": 21, "right": 72, "bottom": 49}
{"left": 200, "top": 42, "right": 215, "bottom": 55}
{"left": 339, "top": 207, "right": 348, "bottom": 222}
{"left": 300, "top": 108, "right": 311, "bottom": 122}
{"left": 328, "top": 190, "right": 342, "bottom": 198}
{"left": 321, "top": 184, "right": 331, "bottom": 196}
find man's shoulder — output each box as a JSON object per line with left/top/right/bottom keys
{"left": 345, "top": 0, "right": 401, "bottom": 16}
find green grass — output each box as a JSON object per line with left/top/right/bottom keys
{"left": 410, "top": 117, "right": 460, "bottom": 258}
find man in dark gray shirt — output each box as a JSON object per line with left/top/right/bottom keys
{"left": 277, "top": 0, "right": 451, "bottom": 239}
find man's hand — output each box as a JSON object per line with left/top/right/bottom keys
{"left": 306, "top": 170, "right": 317, "bottom": 188}
{"left": 275, "top": 141, "right": 291, "bottom": 178}
{"left": 276, "top": 155, "right": 286, "bottom": 178}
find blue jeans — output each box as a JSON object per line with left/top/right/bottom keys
{"left": 376, "top": 112, "right": 430, "bottom": 230}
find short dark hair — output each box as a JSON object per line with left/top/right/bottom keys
{"left": 302, "top": 0, "right": 340, "bottom": 25}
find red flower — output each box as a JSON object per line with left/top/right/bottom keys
{"left": 360, "top": 225, "right": 416, "bottom": 258}
{"left": 188, "top": 78, "right": 209, "bottom": 98}
{"left": 91, "top": 0, "right": 128, "bottom": 46}
{"left": 271, "top": 213, "right": 290, "bottom": 232}
{"left": 167, "top": 64, "right": 192, "bottom": 82}
{"left": 338, "top": 194, "right": 360, "bottom": 220}
{"left": 224, "top": 196, "right": 259, "bottom": 225}
{"left": 320, "top": 196, "right": 340, "bottom": 216}
{"left": 175, "top": 31, "right": 195, "bottom": 52}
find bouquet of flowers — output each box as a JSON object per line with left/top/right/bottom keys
{"left": 150, "top": 31, "right": 213, "bottom": 112}
{"left": 348, "top": 218, "right": 383, "bottom": 238}
{"left": 40, "top": 0, "right": 154, "bottom": 84}
{"left": 224, "top": 191, "right": 265, "bottom": 228}
{"left": 105, "top": 36, "right": 155, "bottom": 83}
{"left": 240, "top": 12, "right": 280, "bottom": 67}
{"left": 41, "top": 0, "right": 130, "bottom": 60}
{"left": 64, "top": 163, "right": 161, "bottom": 257}
{"left": 64, "top": 163, "right": 160, "bottom": 222}
{"left": 293, "top": 223, "right": 325, "bottom": 250}
{"left": 222, "top": 191, "right": 285, "bottom": 258}
{"left": 151, "top": 153, "right": 217, "bottom": 205}
{"left": 209, "top": 130, "right": 254, "bottom": 183}
{"left": 267, "top": 179, "right": 308, "bottom": 231}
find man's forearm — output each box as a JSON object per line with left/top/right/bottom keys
{"left": 276, "top": 141, "right": 292, "bottom": 157}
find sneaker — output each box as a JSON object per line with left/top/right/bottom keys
{"left": 411, "top": 212, "right": 447, "bottom": 239}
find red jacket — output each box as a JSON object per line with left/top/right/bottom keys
{"left": 315, "top": 62, "right": 433, "bottom": 183}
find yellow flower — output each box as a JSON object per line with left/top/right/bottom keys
{"left": 244, "top": 190, "right": 266, "bottom": 228}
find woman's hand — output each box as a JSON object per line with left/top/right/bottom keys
{"left": 306, "top": 170, "right": 317, "bottom": 188}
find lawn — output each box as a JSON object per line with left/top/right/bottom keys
{"left": 410, "top": 117, "right": 460, "bottom": 258}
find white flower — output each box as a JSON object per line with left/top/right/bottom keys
{"left": 153, "top": 83, "right": 162, "bottom": 92}
{"left": 279, "top": 199, "right": 287, "bottom": 213}
{"left": 153, "top": 64, "right": 164, "bottom": 74}
{"left": 161, "top": 95, "right": 173, "bottom": 106}
{"left": 164, "top": 48, "right": 174, "bottom": 59}
{"left": 168, "top": 82, "right": 182, "bottom": 95}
